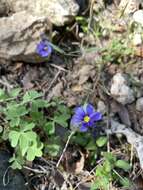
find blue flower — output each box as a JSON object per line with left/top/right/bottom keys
{"left": 36, "top": 40, "right": 52, "bottom": 57}
{"left": 71, "top": 104, "right": 102, "bottom": 132}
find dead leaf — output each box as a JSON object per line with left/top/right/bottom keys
{"left": 134, "top": 46, "right": 143, "bottom": 57}
{"left": 62, "top": 147, "right": 85, "bottom": 174}
{"left": 72, "top": 84, "right": 82, "bottom": 92}
{"left": 111, "top": 101, "right": 131, "bottom": 126}
{"left": 78, "top": 65, "right": 94, "bottom": 85}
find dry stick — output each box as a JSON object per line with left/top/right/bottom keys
{"left": 46, "top": 70, "right": 61, "bottom": 91}
{"left": 56, "top": 131, "right": 75, "bottom": 168}
{"left": 50, "top": 63, "right": 68, "bottom": 73}
{"left": 23, "top": 166, "right": 47, "bottom": 174}
{"left": 3, "top": 166, "right": 11, "bottom": 186}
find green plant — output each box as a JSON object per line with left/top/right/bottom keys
{"left": 91, "top": 152, "right": 132, "bottom": 190}
{"left": 100, "top": 39, "right": 133, "bottom": 64}
{"left": 0, "top": 88, "right": 71, "bottom": 169}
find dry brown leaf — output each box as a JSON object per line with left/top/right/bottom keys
{"left": 62, "top": 147, "right": 85, "bottom": 174}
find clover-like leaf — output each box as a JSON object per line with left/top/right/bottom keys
{"left": 9, "top": 131, "right": 20, "bottom": 147}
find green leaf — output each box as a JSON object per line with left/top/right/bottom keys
{"left": 23, "top": 90, "right": 42, "bottom": 103}
{"left": 19, "top": 134, "right": 29, "bottom": 156}
{"left": 0, "top": 89, "right": 8, "bottom": 101}
{"left": 6, "top": 105, "right": 28, "bottom": 118}
{"left": 44, "top": 122, "right": 55, "bottom": 135}
{"left": 10, "top": 88, "right": 21, "bottom": 97}
{"left": 11, "top": 160, "right": 22, "bottom": 170}
{"left": 10, "top": 117, "right": 20, "bottom": 127}
{"left": 53, "top": 115, "right": 68, "bottom": 127}
{"left": 86, "top": 140, "right": 97, "bottom": 151}
{"left": 103, "top": 160, "right": 112, "bottom": 173}
{"left": 119, "top": 177, "right": 132, "bottom": 188}
{"left": 96, "top": 136, "right": 107, "bottom": 147}
{"left": 46, "top": 144, "right": 60, "bottom": 157}
{"left": 9, "top": 131, "right": 20, "bottom": 147}
{"left": 102, "top": 152, "right": 117, "bottom": 163}
{"left": 32, "top": 99, "right": 49, "bottom": 108}
{"left": 22, "top": 123, "right": 35, "bottom": 132}
{"left": 115, "top": 160, "right": 131, "bottom": 171}
{"left": 26, "top": 143, "right": 43, "bottom": 161}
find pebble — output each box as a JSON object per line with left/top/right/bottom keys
{"left": 97, "top": 100, "right": 106, "bottom": 114}
{"left": 110, "top": 73, "right": 135, "bottom": 105}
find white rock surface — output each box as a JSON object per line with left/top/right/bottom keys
{"left": 0, "top": 12, "right": 51, "bottom": 63}
{"left": 119, "top": 0, "right": 140, "bottom": 14}
{"left": 106, "top": 120, "right": 143, "bottom": 170}
{"left": 110, "top": 73, "right": 135, "bottom": 105}
{"left": 7, "top": 0, "right": 79, "bottom": 26}
{"left": 136, "top": 97, "right": 143, "bottom": 111}
{"left": 133, "top": 10, "right": 143, "bottom": 25}
{"left": 133, "top": 33, "right": 142, "bottom": 46}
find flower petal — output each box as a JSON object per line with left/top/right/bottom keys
{"left": 74, "top": 106, "right": 85, "bottom": 117}
{"left": 90, "top": 112, "right": 102, "bottom": 122}
{"left": 71, "top": 115, "right": 82, "bottom": 126}
{"left": 85, "top": 104, "right": 95, "bottom": 115}
{"left": 80, "top": 124, "right": 88, "bottom": 132}
{"left": 36, "top": 40, "right": 52, "bottom": 57}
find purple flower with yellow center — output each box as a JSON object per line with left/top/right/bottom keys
{"left": 36, "top": 40, "right": 52, "bottom": 57}
{"left": 71, "top": 104, "right": 102, "bottom": 132}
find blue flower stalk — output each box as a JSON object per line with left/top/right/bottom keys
{"left": 71, "top": 104, "right": 102, "bottom": 132}
{"left": 36, "top": 40, "right": 52, "bottom": 57}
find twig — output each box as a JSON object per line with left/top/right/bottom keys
{"left": 46, "top": 70, "right": 61, "bottom": 91}
{"left": 0, "top": 79, "right": 13, "bottom": 89}
{"left": 23, "top": 166, "right": 47, "bottom": 174}
{"left": 50, "top": 64, "right": 68, "bottom": 73}
{"left": 56, "top": 131, "right": 75, "bottom": 168}
{"left": 3, "top": 166, "right": 11, "bottom": 186}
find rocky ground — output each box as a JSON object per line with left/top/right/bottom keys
{"left": 0, "top": 0, "right": 143, "bottom": 190}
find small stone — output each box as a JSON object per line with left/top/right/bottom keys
{"left": 97, "top": 100, "right": 106, "bottom": 114}
{"left": 133, "top": 10, "right": 143, "bottom": 25}
{"left": 110, "top": 73, "right": 135, "bottom": 105}
{"left": 133, "top": 33, "right": 142, "bottom": 46}
{"left": 136, "top": 97, "right": 143, "bottom": 111}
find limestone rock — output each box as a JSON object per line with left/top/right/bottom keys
{"left": 7, "top": 0, "right": 79, "bottom": 26}
{"left": 133, "top": 10, "right": 143, "bottom": 25}
{"left": 133, "top": 33, "right": 142, "bottom": 46}
{"left": 0, "top": 11, "right": 51, "bottom": 63}
{"left": 110, "top": 73, "right": 135, "bottom": 105}
{"left": 136, "top": 97, "right": 143, "bottom": 111}
{"left": 119, "top": 0, "right": 140, "bottom": 14}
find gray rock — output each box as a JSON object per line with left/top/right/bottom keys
{"left": 136, "top": 97, "right": 143, "bottom": 111}
{"left": 0, "top": 0, "right": 8, "bottom": 16}
{"left": 97, "top": 100, "right": 106, "bottom": 114}
{"left": 7, "top": 0, "right": 79, "bottom": 26}
{"left": 133, "top": 10, "right": 143, "bottom": 25}
{"left": 0, "top": 0, "right": 79, "bottom": 63}
{"left": 119, "top": 0, "right": 140, "bottom": 14}
{"left": 0, "top": 11, "right": 51, "bottom": 63}
{"left": 133, "top": 33, "right": 142, "bottom": 46}
{"left": 0, "top": 151, "right": 27, "bottom": 190}
{"left": 110, "top": 73, "right": 135, "bottom": 105}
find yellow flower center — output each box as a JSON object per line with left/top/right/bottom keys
{"left": 84, "top": 116, "right": 90, "bottom": 123}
